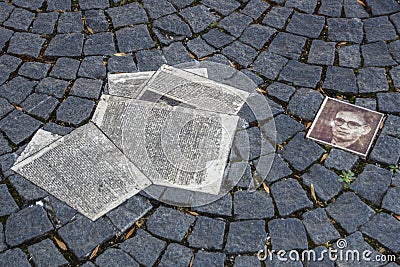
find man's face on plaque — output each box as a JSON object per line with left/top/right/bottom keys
{"left": 331, "top": 111, "right": 371, "bottom": 145}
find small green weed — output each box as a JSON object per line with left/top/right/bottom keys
{"left": 389, "top": 165, "right": 400, "bottom": 174}
{"left": 339, "top": 170, "right": 356, "bottom": 188}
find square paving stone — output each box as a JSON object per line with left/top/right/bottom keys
{"left": 354, "top": 98, "right": 377, "bottom": 110}
{"left": 153, "top": 14, "right": 192, "bottom": 44}
{"left": 362, "top": 41, "right": 397, "bottom": 67}
{"left": 286, "top": 12, "right": 325, "bottom": 38}
{"left": 252, "top": 51, "right": 288, "bottom": 80}
{"left": 0, "top": 135, "right": 11, "bottom": 155}
{"left": 262, "top": 6, "right": 292, "bottom": 29}
{"left": 31, "top": 12, "right": 58, "bottom": 34}
{"left": 366, "top": 0, "right": 400, "bottom": 15}
{"left": 0, "top": 249, "right": 30, "bottom": 267}
{"left": 0, "top": 110, "right": 42, "bottom": 145}
{"left": 344, "top": 0, "right": 369, "bottom": 18}
{"left": 136, "top": 50, "right": 166, "bottom": 71}
{"left": 3, "top": 8, "right": 34, "bottom": 31}
{"left": 364, "top": 16, "right": 397, "bottom": 43}
{"left": 357, "top": 68, "right": 389, "bottom": 93}
{"left": 369, "top": 134, "right": 400, "bottom": 165}
{"left": 58, "top": 215, "right": 116, "bottom": 259}
{"left": 50, "top": 58, "right": 80, "bottom": 80}
{"left": 8, "top": 174, "right": 47, "bottom": 201}
{"left": 285, "top": 0, "right": 318, "bottom": 13}
{"left": 240, "top": 24, "right": 276, "bottom": 50}
{"left": 116, "top": 25, "right": 154, "bottom": 53}
{"left": 0, "top": 27, "right": 13, "bottom": 52}
{"left": 21, "top": 93, "right": 59, "bottom": 120}
{"left": 390, "top": 65, "right": 400, "bottom": 88}
{"left": 202, "top": 0, "right": 241, "bottom": 16}
{"left": 302, "top": 208, "right": 340, "bottom": 245}
{"left": 47, "top": 0, "right": 70, "bottom": 10}
{"left": 266, "top": 114, "right": 305, "bottom": 144}
{"left": 281, "top": 133, "right": 325, "bottom": 171}
{"left": 57, "top": 12, "right": 83, "bottom": 33}
{"left": 361, "top": 213, "right": 400, "bottom": 253}
{"left": 146, "top": 206, "right": 195, "bottom": 242}
{"left": 143, "top": 0, "right": 175, "bottom": 19}
{"left": 43, "top": 196, "right": 77, "bottom": 228}
{"left": 159, "top": 243, "right": 193, "bottom": 267}
{"left": 28, "top": 239, "right": 68, "bottom": 267}
{"left": 193, "top": 251, "right": 225, "bottom": 267}
{"left": 302, "top": 164, "right": 342, "bottom": 202}
{"left": 225, "top": 220, "right": 266, "bottom": 254}
{"left": 187, "top": 37, "right": 215, "bottom": 59}
{"left": 327, "top": 18, "right": 363, "bottom": 43}
{"left": 162, "top": 42, "right": 193, "bottom": 65}
{"left": 108, "top": 55, "right": 137, "bottom": 74}
{"left": 180, "top": 5, "right": 219, "bottom": 33}
{"left": 193, "top": 193, "right": 232, "bottom": 217}
{"left": 5, "top": 205, "right": 53, "bottom": 247}
{"left": 202, "top": 28, "right": 235, "bottom": 49}
{"left": 19, "top": 62, "right": 51, "bottom": 80}
{"left": 45, "top": 33, "right": 84, "bottom": 57}
{"left": 318, "top": 0, "right": 342, "bottom": 17}
{"left": 269, "top": 218, "right": 308, "bottom": 251}
{"left": 56, "top": 96, "right": 94, "bottom": 126}
{"left": 95, "top": 248, "right": 139, "bottom": 267}
{"left": 271, "top": 178, "right": 313, "bottom": 216}
{"left": 338, "top": 45, "right": 361, "bottom": 68}
{"left": 288, "top": 88, "right": 324, "bottom": 121}
{"left": 308, "top": 40, "right": 336, "bottom": 65}
{"left": 280, "top": 61, "right": 322, "bottom": 88}
{"left": 121, "top": 229, "right": 166, "bottom": 266}
{"left": 78, "top": 56, "right": 106, "bottom": 79}
{"left": 268, "top": 32, "right": 307, "bottom": 60}
{"left": 0, "top": 97, "right": 13, "bottom": 120}
{"left": 242, "top": 0, "right": 270, "bottom": 19}
{"left": 0, "top": 153, "right": 19, "bottom": 177}
{"left": 188, "top": 217, "right": 225, "bottom": 249}
{"left": 0, "top": 2, "right": 13, "bottom": 23}
{"left": 106, "top": 195, "right": 152, "bottom": 232}
{"left": 219, "top": 12, "right": 252, "bottom": 37}
{"left": 233, "top": 190, "right": 274, "bottom": 220}
{"left": 377, "top": 92, "right": 400, "bottom": 114}
{"left": 382, "top": 187, "right": 400, "bottom": 214}
{"left": 79, "top": 0, "right": 109, "bottom": 10}
{"left": 107, "top": 3, "right": 147, "bottom": 28}
{"left": 325, "top": 192, "right": 375, "bottom": 233}
{"left": 85, "top": 10, "right": 109, "bottom": 33}
{"left": 8, "top": 32, "right": 45, "bottom": 58}
{"left": 350, "top": 164, "right": 392, "bottom": 205}
{"left": 0, "top": 76, "right": 37, "bottom": 104}
{"left": 0, "top": 184, "right": 19, "bottom": 217}
{"left": 324, "top": 148, "right": 359, "bottom": 171}
{"left": 234, "top": 256, "right": 261, "bottom": 267}
{"left": 381, "top": 115, "right": 400, "bottom": 138}
{"left": 222, "top": 41, "right": 257, "bottom": 67}
{"left": 70, "top": 78, "right": 103, "bottom": 99}
{"left": 0, "top": 55, "right": 22, "bottom": 86}
{"left": 36, "top": 77, "right": 69, "bottom": 99}
{"left": 84, "top": 32, "right": 116, "bottom": 56}
{"left": 323, "top": 66, "right": 357, "bottom": 94}
{"left": 263, "top": 154, "right": 292, "bottom": 183}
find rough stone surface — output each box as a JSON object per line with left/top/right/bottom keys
{"left": 364, "top": 16, "right": 397, "bottom": 43}
{"left": 188, "top": 217, "right": 225, "bottom": 249}
{"left": 159, "top": 243, "right": 193, "bottom": 267}
{"left": 225, "top": 220, "right": 266, "bottom": 254}
{"left": 95, "top": 249, "right": 139, "bottom": 267}
{"left": 146, "top": 206, "right": 195, "bottom": 242}
{"left": 266, "top": 82, "right": 295, "bottom": 103}
{"left": 28, "top": 239, "right": 69, "bottom": 267}
{"left": 143, "top": 0, "right": 175, "bottom": 19}
{"left": 202, "top": 0, "right": 241, "bottom": 16}
{"left": 302, "top": 164, "right": 342, "bottom": 202}
{"left": 222, "top": 41, "right": 257, "bottom": 67}
{"left": 187, "top": 37, "right": 215, "bottom": 59}
{"left": 233, "top": 190, "right": 274, "bottom": 220}
{"left": 302, "top": 208, "right": 340, "bottom": 245}
{"left": 193, "top": 251, "right": 225, "bottom": 267}
{"left": 19, "top": 62, "right": 50, "bottom": 80}
{"left": 57, "top": 12, "right": 83, "bottom": 33}
{"left": 79, "top": 0, "right": 109, "bottom": 10}
{"left": 5, "top": 205, "right": 53, "bottom": 247}
{"left": 0, "top": 110, "right": 42, "bottom": 145}
{"left": 362, "top": 41, "right": 397, "bottom": 67}
{"left": 351, "top": 164, "right": 393, "bottom": 205}
{"left": 78, "top": 56, "right": 106, "bottom": 79}
{"left": 252, "top": 51, "right": 288, "bottom": 80}
{"left": 85, "top": 10, "right": 109, "bottom": 33}
{"left": 8, "top": 32, "right": 45, "bottom": 58}
{"left": 240, "top": 24, "right": 276, "bottom": 50}
{"left": 264, "top": 154, "right": 292, "bottom": 183}
{"left": 50, "top": 58, "right": 80, "bottom": 80}
{"left": 45, "top": 33, "right": 84, "bottom": 57}
{"left": 8, "top": 174, "right": 47, "bottom": 201}
{"left": 308, "top": 40, "right": 336, "bottom": 65}
{"left": 36, "top": 77, "right": 69, "bottom": 99}
{"left": 180, "top": 5, "right": 219, "bottom": 33}
{"left": 121, "top": 229, "right": 166, "bottom": 266}
{"left": 234, "top": 256, "right": 261, "bottom": 267}
{"left": 193, "top": 193, "right": 232, "bottom": 217}
{"left": 358, "top": 67, "right": 389, "bottom": 93}
{"left": 268, "top": 32, "right": 306, "bottom": 60}
{"left": 355, "top": 98, "right": 377, "bottom": 110}
{"left": 288, "top": 88, "right": 324, "bottom": 121}
{"left": 0, "top": 76, "right": 37, "bottom": 104}
{"left": 70, "top": 78, "right": 103, "bottom": 99}
{"left": 361, "top": 213, "right": 400, "bottom": 253}
{"left": 326, "top": 192, "right": 375, "bottom": 233}
{"left": 286, "top": 0, "right": 318, "bottom": 13}
{"left": 338, "top": 45, "right": 361, "bottom": 68}
{"left": 286, "top": 12, "right": 325, "bottom": 38}
{"left": 0, "top": 224, "right": 5, "bottom": 252}
{"left": 3, "top": 8, "right": 35, "bottom": 31}
{"left": 56, "top": 96, "right": 95, "bottom": 126}
{"left": 107, "top": 3, "right": 147, "bottom": 28}
{"left": 377, "top": 92, "right": 400, "bottom": 114}
{"left": 280, "top": 61, "right": 322, "bottom": 88}
{"left": 0, "top": 184, "right": 19, "bottom": 217}
{"left": 21, "top": 93, "right": 59, "bottom": 120}
{"left": 262, "top": 6, "right": 292, "bottom": 29}
{"left": 271, "top": 178, "right": 313, "bottom": 216}
{"left": 136, "top": 50, "right": 166, "bottom": 71}
{"left": 0, "top": 249, "right": 30, "bottom": 267}
{"left": 153, "top": 14, "right": 191, "bottom": 44}
{"left": 382, "top": 187, "right": 400, "bottom": 214}
{"left": 324, "top": 148, "right": 359, "bottom": 171}
{"left": 327, "top": 18, "right": 363, "bottom": 43}
{"left": 324, "top": 66, "right": 357, "bottom": 94}
{"left": 108, "top": 55, "right": 137, "bottom": 73}
{"left": 269, "top": 218, "right": 308, "bottom": 250}
{"left": 58, "top": 215, "right": 115, "bottom": 259}
{"left": 369, "top": 134, "right": 400, "bottom": 165}
{"left": 84, "top": 32, "right": 116, "bottom": 56}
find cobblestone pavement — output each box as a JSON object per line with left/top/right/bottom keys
{"left": 0, "top": 0, "right": 400, "bottom": 266}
